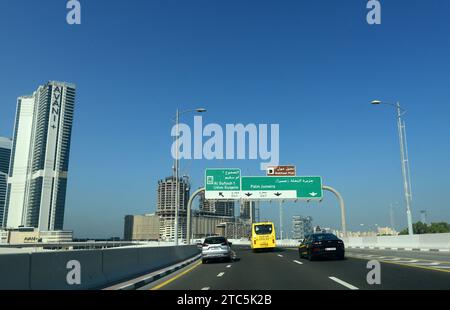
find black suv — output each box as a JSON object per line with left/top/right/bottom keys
{"left": 299, "top": 233, "right": 345, "bottom": 261}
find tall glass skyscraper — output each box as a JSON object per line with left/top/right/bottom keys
{"left": 5, "top": 81, "right": 76, "bottom": 231}
{"left": 0, "top": 137, "right": 12, "bottom": 227}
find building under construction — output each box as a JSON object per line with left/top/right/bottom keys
{"left": 156, "top": 176, "right": 190, "bottom": 241}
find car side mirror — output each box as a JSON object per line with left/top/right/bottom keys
{"left": 228, "top": 242, "right": 232, "bottom": 246}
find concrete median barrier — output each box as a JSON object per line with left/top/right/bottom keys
{"left": 30, "top": 250, "right": 105, "bottom": 290}
{"left": 0, "top": 253, "right": 31, "bottom": 290}
{"left": 0, "top": 245, "right": 200, "bottom": 290}
{"left": 344, "top": 233, "right": 450, "bottom": 251}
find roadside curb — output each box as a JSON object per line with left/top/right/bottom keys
{"left": 347, "top": 246, "right": 450, "bottom": 252}
{"left": 104, "top": 253, "right": 202, "bottom": 290}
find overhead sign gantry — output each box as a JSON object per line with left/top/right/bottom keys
{"left": 204, "top": 168, "right": 323, "bottom": 201}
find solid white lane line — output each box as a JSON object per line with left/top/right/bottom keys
{"left": 201, "top": 287, "right": 210, "bottom": 290}
{"left": 393, "top": 260, "right": 419, "bottom": 263}
{"left": 412, "top": 262, "right": 441, "bottom": 266}
{"left": 328, "top": 277, "right": 359, "bottom": 290}
{"left": 293, "top": 260, "right": 303, "bottom": 265}
{"left": 226, "top": 265, "right": 232, "bottom": 268}
{"left": 277, "top": 254, "right": 284, "bottom": 257}
{"left": 217, "top": 272, "right": 225, "bottom": 277}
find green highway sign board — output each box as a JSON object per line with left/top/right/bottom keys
{"left": 205, "top": 168, "right": 241, "bottom": 199}
{"left": 241, "top": 176, "right": 323, "bottom": 200}
{"left": 204, "top": 168, "right": 323, "bottom": 201}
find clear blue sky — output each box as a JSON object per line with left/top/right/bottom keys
{"left": 1, "top": 0, "right": 449, "bottom": 238}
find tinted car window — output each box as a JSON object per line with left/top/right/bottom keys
{"left": 312, "top": 233, "right": 339, "bottom": 241}
{"left": 254, "top": 224, "right": 273, "bottom": 235}
{"left": 204, "top": 237, "right": 226, "bottom": 244}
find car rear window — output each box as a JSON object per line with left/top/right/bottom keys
{"left": 313, "top": 233, "right": 339, "bottom": 241}
{"left": 254, "top": 224, "right": 273, "bottom": 235}
{"left": 204, "top": 237, "right": 226, "bottom": 244}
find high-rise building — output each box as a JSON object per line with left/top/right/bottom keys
{"left": 199, "top": 191, "right": 235, "bottom": 217}
{"left": 191, "top": 211, "right": 234, "bottom": 239}
{"left": 292, "top": 215, "right": 313, "bottom": 240}
{"left": 123, "top": 214, "right": 160, "bottom": 241}
{"left": 0, "top": 137, "right": 12, "bottom": 227}
{"left": 216, "top": 220, "right": 252, "bottom": 240}
{"left": 240, "top": 201, "right": 256, "bottom": 222}
{"left": 0, "top": 137, "right": 11, "bottom": 174}
{"left": 5, "top": 81, "right": 76, "bottom": 231}
{"left": 156, "top": 176, "right": 190, "bottom": 241}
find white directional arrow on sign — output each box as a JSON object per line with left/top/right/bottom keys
{"left": 240, "top": 190, "right": 297, "bottom": 200}
{"left": 309, "top": 192, "right": 318, "bottom": 197}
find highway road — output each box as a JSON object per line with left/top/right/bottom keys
{"left": 141, "top": 246, "right": 450, "bottom": 290}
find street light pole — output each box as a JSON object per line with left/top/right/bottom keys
{"left": 395, "top": 102, "right": 414, "bottom": 236}
{"left": 371, "top": 100, "right": 414, "bottom": 236}
{"left": 390, "top": 203, "right": 395, "bottom": 231}
{"left": 174, "top": 109, "right": 180, "bottom": 245}
{"left": 173, "top": 108, "right": 206, "bottom": 245}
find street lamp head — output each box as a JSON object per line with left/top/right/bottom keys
{"left": 371, "top": 100, "right": 382, "bottom": 105}
{"left": 196, "top": 108, "right": 207, "bottom": 113}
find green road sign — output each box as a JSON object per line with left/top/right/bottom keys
{"left": 241, "top": 176, "right": 323, "bottom": 200}
{"left": 205, "top": 168, "right": 241, "bottom": 199}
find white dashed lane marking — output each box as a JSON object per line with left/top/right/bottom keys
{"left": 293, "top": 260, "right": 303, "bottom": 265}
{"left": 329, "top": 277, "right": 359, "bottom": 290}
{"left": 217, "top": 272, "right": 225, "bottom": 277}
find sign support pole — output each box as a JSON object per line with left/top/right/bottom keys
{"left": 186, "top": 187, "right": 205, "bottom": 245}
{"left": 322, "top": 185, "right": 347, "bottom": 237}
{"left": 279, "top": 200, "right": 283, "bottom": 240}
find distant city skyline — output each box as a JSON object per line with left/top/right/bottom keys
{"left": 1, "top": 1, "right": 450, "bottom": 238}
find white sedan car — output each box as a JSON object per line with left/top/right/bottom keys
{"left": 201, "top": 236, "right": 232, "bottom": 264}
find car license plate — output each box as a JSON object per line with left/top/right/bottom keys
{"left": 325, "top": 247, "right": 336, "bottom": 251}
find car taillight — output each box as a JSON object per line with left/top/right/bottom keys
{"left": 254, "top": 240, "right": 256, "bottom": 244}
{"left": 221, "top": 242, "right": 228, "bottom": 246}
{"left": 272, "top": 239, "right": 275, "bottom": 244}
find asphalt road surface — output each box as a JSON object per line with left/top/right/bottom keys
{"left": 141, "top": 246, "right": 450, "bottom": 290}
